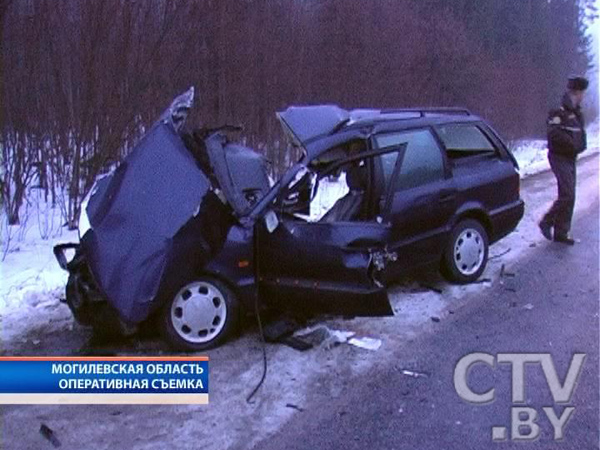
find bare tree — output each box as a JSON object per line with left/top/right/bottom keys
{"left": 1, "top": 0, "right": 595, "bottom": 232}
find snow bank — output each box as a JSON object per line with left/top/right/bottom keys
{"left": 510, "top": 120, "right": 599, "bottom": 177}
{"left": 0, "top": 189, "right": 78, "bottom": 315}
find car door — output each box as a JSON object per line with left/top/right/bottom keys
{"left": 434, "top": 122, "right": 523, "bottom": 243}
{"left": 434, "top": 122, "right": 520, "bottom": 213}
{"left": 374, "top": 128, "right": 456, "bottom": 272}
{"left": 256, "top": 220, "right": 394, "bottom": 316}
{"left": 254, "top": 149, "right": 400, "bottom": 318}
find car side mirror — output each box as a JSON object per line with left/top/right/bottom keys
{"left": 264, "top": 210, "right": 279, "bottom": 233}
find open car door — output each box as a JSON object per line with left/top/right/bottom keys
{"left": 256, "top": 219, "right": 393, "bottom": 317}
{"left": 255, "top": 144, "right": 397, "bottom": 317}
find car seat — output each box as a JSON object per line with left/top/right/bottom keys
{"left": 320, "top": 162, "right": 367, "bottom": 222}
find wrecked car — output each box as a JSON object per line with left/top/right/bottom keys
{"left": 54, "top": 88, "right": 524, "bottom": 350}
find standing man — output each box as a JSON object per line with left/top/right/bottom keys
{"left": 539, "top": 76, "right": 588, "bottom": 245}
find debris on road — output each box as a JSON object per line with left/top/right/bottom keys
{"left": 39, "top": 424, "right": 61, "bottom": 448}
{"left": 291, "top": 325, "right": 382, "bottom": 351}
{"left": 293, "top": 326, "right": 355, "bottom": 349}
{"left": 400, "top": 369, "right": 429, "bottom": 378}
{"left": 281, "top": 336, "right": 313, "bottom": 351}
{"left": 523, "top": 303, "right": 534, "bottom": 310}
{"left": 431, "top": 316, "right": 441, "bottom": 323}
{"left": 348, "top": 336, "right": 382, "bottom": 351}
{"left": 500, "top": 264, "right": 516, "bottom": 278}
{"left": 285, "top": 403, "right": 304, "bottom": 412}
{"left": 489, "top": 248, "right": 511, "bottom": 260}
{"left": 261, "top": 317, "right": 313, "bottom": 350}
{"left": 263, "top": 318, "right": 301, "bottom": 342}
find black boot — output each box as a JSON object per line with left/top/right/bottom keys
{"left": 554, "top": 234, "right": 575, "bottom": 245}
{"left": 538, "top": 221, "right": 553, "bottom": 241}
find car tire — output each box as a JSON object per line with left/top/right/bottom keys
{"left": 160, "top": 276, "right": 239, "bottom": 351}
{"left": 442, "top": 219, "right": 489, "bottom": 284}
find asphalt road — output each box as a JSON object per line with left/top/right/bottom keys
{"left": 251, "top": 165, "right": 600, "bottom": 450}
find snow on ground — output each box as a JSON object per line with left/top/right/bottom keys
{"left": 0, "top": 121, "right": 598, "bottom": 449}
{"left": 0, "top": 188, "right": 80, "bottom": 344}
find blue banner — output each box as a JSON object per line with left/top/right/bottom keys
{"left": 0, "top": 358, "right": 209, "bottom": 395}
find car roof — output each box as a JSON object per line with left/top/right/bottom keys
{"left": 340, "top": 108, "right": 483, "bottom": 134}
{"left": 277, "top": 105, "right": 484, "bottom": 149}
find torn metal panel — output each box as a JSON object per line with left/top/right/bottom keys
{"left": 157, "top": 86, "right": 195, "bottom": 131}
{"left": 81, "top": 122, "right": 212, "bottom": 324}
{"left": 277, "top": 105, "right": 350, "bottom": 147}
{"left": 204, "top": 133, "right": 270, "bottom": 217}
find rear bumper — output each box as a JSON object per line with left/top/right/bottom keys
{"left": 489, "top": 199, "right": 525, "bottom": 243}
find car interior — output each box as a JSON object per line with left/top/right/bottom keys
{"left": 278, "top": 139, "right": 388, "bottom": 223}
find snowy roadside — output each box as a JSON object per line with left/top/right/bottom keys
{"left": 0, "top": 121, "right": 598, "bottom": 450}
{"left": 510, "top": 119, "right": 599, "bottom": 177}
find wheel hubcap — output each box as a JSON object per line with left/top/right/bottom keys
{"left": 453, "top": 228, "right": 485, "bottom": 276}
{"left": 171, "top": 281, "right": 227, "bottom": 344}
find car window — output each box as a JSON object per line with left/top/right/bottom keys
{"left": 435, "top": 124, "right": 496, "bottom": 156}
{"left": 375, "top": 129, "right": 444, "bottom": 191}
{"left": 379, "top": 151, "right": 399, "bottom": 189}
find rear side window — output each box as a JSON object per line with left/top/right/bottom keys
{"left": 375, "top": 129, "right": 444, "bottom": 191}
{"left": 379, "top": 151, "right": 399, "bottom": 189}
{"left": 436, "top": 124, "right": 496, "bottom": 158}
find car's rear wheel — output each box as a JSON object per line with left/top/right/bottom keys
{"left": 161, "top": 277, "right": 239, "bottom": 351}
{"left": 442, "top": 219, "right": 489, "bottom": 283}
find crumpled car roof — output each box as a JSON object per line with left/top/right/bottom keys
{"left": 277, "top": 105, "right": 350, "bottom": 146}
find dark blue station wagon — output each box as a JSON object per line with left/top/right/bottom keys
{"left": 55, "top": 91, "right": 524, "bottom": 350}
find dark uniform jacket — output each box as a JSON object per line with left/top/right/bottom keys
{"left": 547, "top": 93, "right": 587, "bottom": 159}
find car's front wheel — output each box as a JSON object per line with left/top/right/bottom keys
{"left": 161, "top": 277, "right": 239, "bottom": 351}
{"left": 442, "top": 219, "right": 489, "bottom": 283}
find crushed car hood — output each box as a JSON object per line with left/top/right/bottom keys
{"left": 77, "top": 88, "right": 238, "bottom": 324}
{"left": 81, "top": 121, "right": 213, "bottom": 324}
{"left": 79, "top": 88, "right": 273, "bottom": 325}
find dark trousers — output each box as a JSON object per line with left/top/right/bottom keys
{"left": 541, "top": 152, "right": 576, "bottom": 236}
